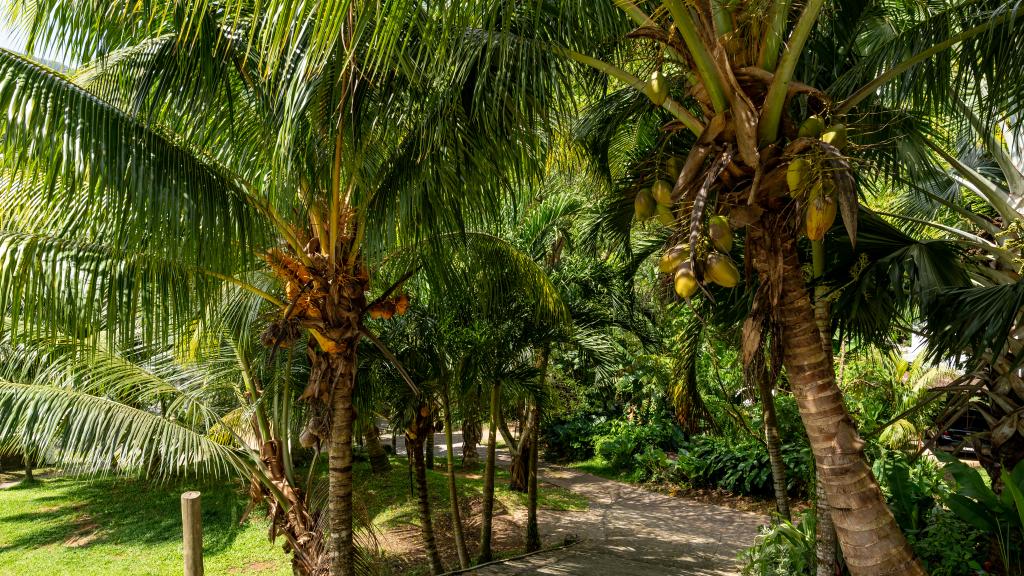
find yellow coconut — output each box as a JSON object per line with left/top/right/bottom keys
{"left": 821, "top": 124, "right": 848, "bottom": 150}
{"left": 707, "top": 215, "right": 732, "bottom": 253}
{"left": 665, "top": 156, "right": 683, "bottom": 180}
{"left": 652, "top": 179, "right": 673, "bottom": 206}
{"left": 647, "top": 69, "right": 668, "bottom": 106}
{"left": 787, "top": 157, "right": 811, "bottom": 195}
{"left": 705, "top": 252, "right": 740, "bottom": 288}
{"left": 656, "top": 205, "right": 675, "bottom": 226}
{"left": 805, "top": 185, "right": 837, "bottom": 241}
{"left": 658, "top": 244, "right": 689, "bottom": 273}
{"left": 798, "top": 115, "right": 826, "bottom": 138}
{"left": 634, "top": 188, "right": 656, "bottom": 219}
{"left": 674, "top": 265, "right": 699, "bottom": 299}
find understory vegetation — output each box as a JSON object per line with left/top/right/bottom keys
{"left": 1, "top": 0, "right": 1024, "bottom": 575}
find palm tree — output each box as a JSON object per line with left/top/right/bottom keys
{"left": 523, "top": 0, "right": 1024, "bottom": 573}
{"left": 0, "top": 3, "right": 570, "bottom": 574}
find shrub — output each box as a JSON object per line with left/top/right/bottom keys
{"left": 740, "top": 508, "right": 817, "bottom": 576}
{"left": 593, "top": 418, "right": 678, "bottom": 471}
{"left": 909, "top": 508, "right": 987, "bottom": 576}
{"left": 676, "top": 436, "right": 812, "bottom": 497}
{"left": 543, "top": 416, "right": 603, "bottom": 462}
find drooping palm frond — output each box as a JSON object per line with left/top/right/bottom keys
{"left": 0, "top": 49, "right": 264, "bottom": 265}
{"left": 0, "top": 380, "right": 246, "bottom": 479}
{"left": 921, "top": 281, "right": 1024, "bottom": 368}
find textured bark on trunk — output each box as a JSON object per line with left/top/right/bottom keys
{"left": 23, "top": 455, "right": 33, "bottom": 482}
{"left": 324, "top": 347, "right": 358, "bottom": 576}
{"left": 478, "top": 383, "right": 501, "bottom": 563}
{"left": 508, "top": 405, "right": 537, "bottom": 493}
{"left": 525, "top": 399, "right": 541, "bottom": 552}
{"left": 442, "top": 382, "right": 470, "bottom": 569}
{"left": 426, "top": 424, "right": 435, "bottom": 470}
{"left": 749, "top": 345, "right": 790, "bottom": 520}
{"left": 411, "top": 435, "right": 445, "bottom": 575}
{"left": 811, "top": 241, "right": 839, "bottom": 576}
{"left": 751, "top": 229, "right": 924, "bottom": 576}
{"left": 365, "top": 423, "right": 391, "bottom": 474}
{"left": 461, "top": 417, "right": 481, "bottom": 469}
{"left": 526, "top": 347, "right": 548, "bottom": 552}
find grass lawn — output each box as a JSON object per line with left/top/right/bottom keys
{"left": 568, "top": 456, "right": 635, "bottom": 482}
{"left": 0, "top": 475, "right": 291, "bottom": 576}
{"left": 0, "top": 457, "right": 587, "bottom": 576}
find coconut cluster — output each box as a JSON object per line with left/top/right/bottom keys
{"left": 787, "top": 115, "right": 846, "bottom": 240}
{"left": 635, "top": 155, "right": 740, "bottom": 302}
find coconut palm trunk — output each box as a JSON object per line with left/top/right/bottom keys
{"left": 442, "top": 381, "right": 471, "bottom": 569}
{"left": 479, "top": 382, "right": 501, "bottom": 563}
{"left": 365, "top": 423, "right": 391, "bottom": 474}
{"left": 410, "top": 432, "right": 445, "bottom": 575}
{"left": 313, "top": 345, "right": 360, "bottom": 576}
{"left": 751, "top": 228, "right": 923, "bottom": 575}
{"left": 811, "top": 240, "right": 839, "bottom": 576}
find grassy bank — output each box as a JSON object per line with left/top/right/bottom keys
{"left": 0, "top": 457, "right": 587, "bottom": 576}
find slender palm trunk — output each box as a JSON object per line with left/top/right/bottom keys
{"left": 751, "top": 228, "right": 924, "bottom": 576}
{"left": 411, "top": 434, "right": 445, "bottom": 575}
{"left": 365, "top": 423, "right": 391, "bottom": 474}
{"left": 526, "top": 347, "right": 549, "bottom": 552}
{"left": 525, "top": 399, "right": 542, "bottom": 552}
{"left": 442, "top": 382, "right": 470, "bottom": 569}
{"left": 23, "top": 455, "right": 33, "bottom": 482}
{"left": 478, "top": 382, "right": 501, "bottom": 564}
{"left": 749, "top": 343, "right": 790, "bottom": 520}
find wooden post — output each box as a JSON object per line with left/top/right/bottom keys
{"left": 181, "top": 491, "right": 203, "bottom": 576}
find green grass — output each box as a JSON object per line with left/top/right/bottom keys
{"left": 355, "top": 457, "right": 587, "bottom": 530}
{"left": 0, "top": 475, "right": 291, "bottom": 576}
{"left": 0, "top": 457, "right": 587, "bottom": 576}
{"left": 568, "top": 456, "right": 634, "bottom": 482}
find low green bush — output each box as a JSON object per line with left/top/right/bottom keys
{"left": 740, "top": 508, "right": 817, "bottom": 576}
{"left": 676, "top": 436, "right": 813, "bottom": 497}
{"left": 593, "top": 419, "right": 678, "bottom": 470}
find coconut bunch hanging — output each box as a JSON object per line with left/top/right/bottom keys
{"left": 786, "top": 116, "right": 853, "bottom": 241}
{"left": 366, "top": 292, "right": 411, "bottom": 320}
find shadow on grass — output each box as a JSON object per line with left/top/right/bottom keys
{"left": 0, "top": 475, "right": 255, "bottom": 556}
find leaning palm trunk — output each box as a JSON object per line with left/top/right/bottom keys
{"left": 811, "top": 241, "right": 839, "bottom": 576}
{"left": 478, "top": 382, "right": 501, "bottom": 563}
{"left": 442, "top": 382, "right": 471, "bottom": 569}
{"left": 365, "top": 423, "right": 391, "bottom": 475}
{"left": 751, "top": 228, "right": 923, "bottom": 575}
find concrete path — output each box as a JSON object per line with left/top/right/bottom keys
{"left": 382, "top": 429, "right": 767, "bottom": 575}
{"left": 469, "top": 466, "right": 766, "bottom": 576}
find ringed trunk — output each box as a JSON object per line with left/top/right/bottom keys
{"left": 811, "top": 240, "right": 838, "bottom": 576}
{"left": 411, "top": 434, "right": 445, "bottom": 575}
{"left": 478, "top": 382, "right": 501, "bottom": 563}
{"left": 748, "top": 341, "right": 790, "bottom": 520}
{"left": 751, "top": 228, "right": 924, "bottom": 576}
{"left": 321, "top": 346, "right": 359, "bottom": 576}
{"left": 442, "top": 382, "right": 470, "bottom": 568}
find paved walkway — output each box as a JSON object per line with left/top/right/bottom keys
{"left": 469, "top": 466, "right": 765, "bottom": 576}
{"left": 383, "top": 429, "right": 767, "bottom": 575}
